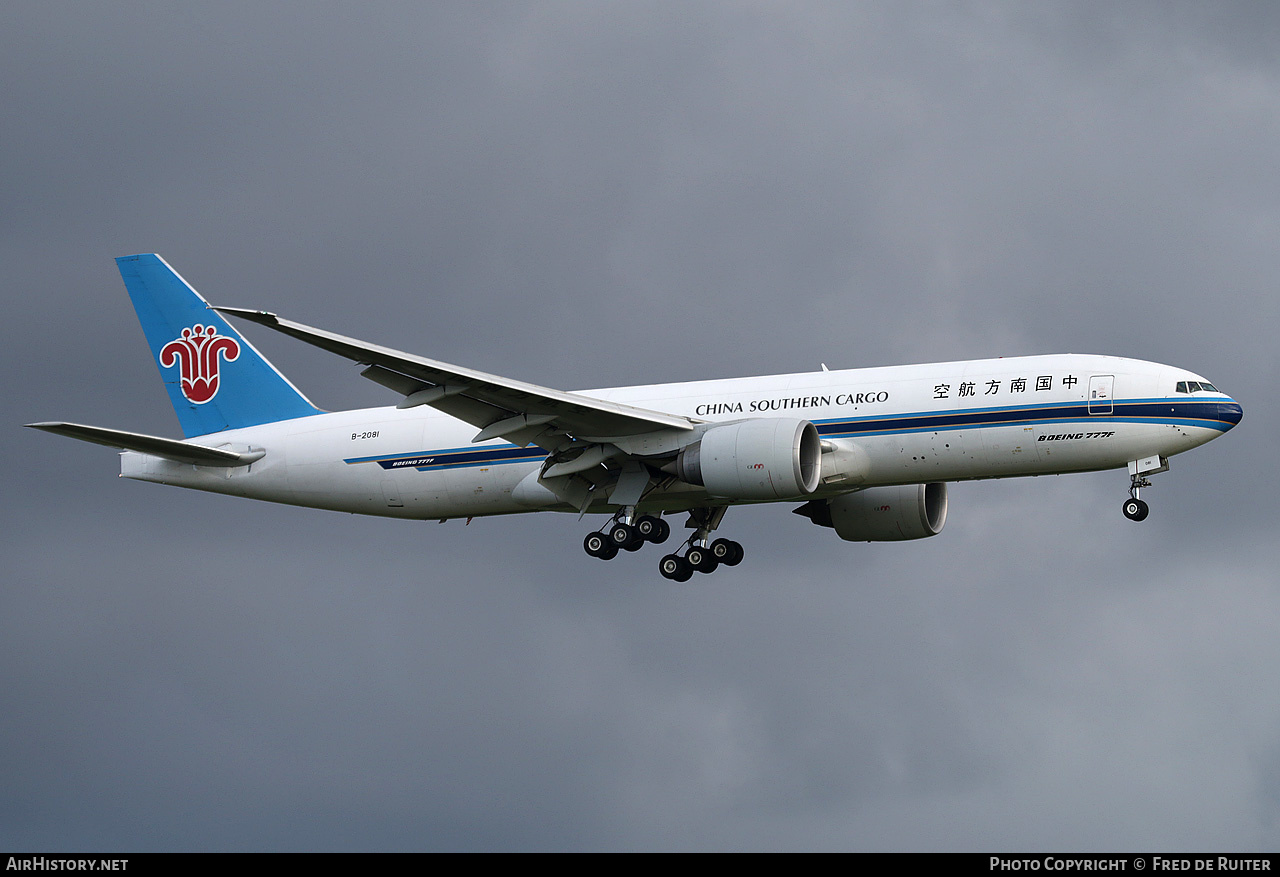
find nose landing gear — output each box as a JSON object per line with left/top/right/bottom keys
{"left": 1123, "top": 455, "right": 1168, "bottom": 522}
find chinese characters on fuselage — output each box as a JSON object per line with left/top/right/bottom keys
{"left": 935, "top": 374, "right": 1078, "bottom": 400}
{"left": 693, "top": 375, "right": 1084, "bottom": 416}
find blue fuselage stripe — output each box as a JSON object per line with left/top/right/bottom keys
{"left": 350, "top": 445, "right": 547, "bottom": 471}
{"left": 344, "top": 399, "right": 1233, "bottom": 471}
{"left": 813, "top": 400, "right": 1235, "bottom": 437}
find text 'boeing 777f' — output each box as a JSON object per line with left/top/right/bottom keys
{"left": 28, "top": 255, "right": 1243, "bottom": 580}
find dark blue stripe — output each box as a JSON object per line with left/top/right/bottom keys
{"left": 814, "top": 400, "right": 1235, "bottom": 438}
{"left": 345, "top": 398, "right": 1236, "bottom": 471}
{"left": 347, "top": 445, "right": 546, "bottom": 471}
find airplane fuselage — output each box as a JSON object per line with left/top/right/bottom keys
{"left": 119, "top": 353, "right": 1241, "bottom": 521}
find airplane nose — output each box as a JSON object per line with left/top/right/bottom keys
{"left": 1218, "top": 398, "right": 1243, "bottom": 430}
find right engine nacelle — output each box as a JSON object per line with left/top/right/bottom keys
{"left": 676, "top": 418, "right": 821, "bottom": 500}
{"left": 798, "top": 482, "right": 949, "bottom": 541}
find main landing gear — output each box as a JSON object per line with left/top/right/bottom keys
{"left": 657, "top": 506, "right": 743, "bottom": 582}
{"left": 582, "top": 506, "right": 745, "bottom": 580}
{"left": 583, "top": 511, "right": 670, "bottom": 561}
{"left": 657, "top": 537, "right": 745, "bottom": 582}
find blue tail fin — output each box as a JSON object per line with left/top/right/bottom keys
{"left": 117, "top": 254, "right": 322, "bottom": 437}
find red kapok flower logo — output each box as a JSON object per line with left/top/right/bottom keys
{"left": 159, "top": 325, "right": 240, "bottom": 404}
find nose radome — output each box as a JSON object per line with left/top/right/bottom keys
{"left": 1218, "top": 398, "right": 1243, "bottom": 430}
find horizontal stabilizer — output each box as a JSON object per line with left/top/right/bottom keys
{"left": 25, "top": 422, "right": 264, "bottom": 467}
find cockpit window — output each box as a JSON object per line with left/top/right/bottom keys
{"left": 1176, "top": 380, "right": 1219, "bottom": 394}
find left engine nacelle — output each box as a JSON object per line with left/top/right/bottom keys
{"left": 676, "top": 418, "right": 821, "bottom": 500}
{"left": 797, "top": 482, "right": 949, "bottom": 541}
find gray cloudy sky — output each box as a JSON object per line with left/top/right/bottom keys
{"left": 3, "top": 1, "right": 1277, "bottom": 852}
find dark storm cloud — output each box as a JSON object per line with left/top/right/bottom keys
{"left": 2, "top": 1, "right": 1276, "bottom": 851}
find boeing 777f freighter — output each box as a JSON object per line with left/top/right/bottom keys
{"left": 29, "top": 255, "right": 1243, "bottom": 580}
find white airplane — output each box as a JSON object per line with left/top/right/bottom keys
{"left": 29, "top": 254, "right": 1243, "bottom": 581}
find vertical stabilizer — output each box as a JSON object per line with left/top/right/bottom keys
{"left": 116, "top": 254, "right": 322, "bottom": 437}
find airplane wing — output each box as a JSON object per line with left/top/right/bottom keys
{"left": 25, "top": 422, "right": 264, "bottom": 467}
{"left": 214, "top": 308, "right": 698, "bottom": 451}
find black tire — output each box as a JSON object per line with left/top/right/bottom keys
{"left": 711, "top": 538, "right": 744, "bottom": 566}
{"left": 659, "top": 553, "right": 692, "bottom": 581}
{"left": 609, "top": 522, "right": 641, "bottom": 550}
{"left": 686, "top": 546, "right": 718, "bottom": 574}
{"left": 584, "top": 532, "right": 608, "bottom": 557}
{"left": 1123, "top": 498, "right": 1149, "bottom": 522}
{"left": 636, "top": 515, "right": 669, "bottom": 544}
